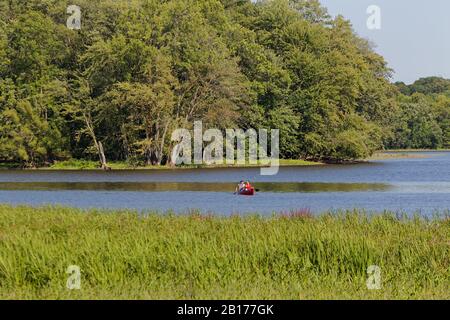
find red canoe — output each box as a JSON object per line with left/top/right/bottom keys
{"left": 238, "top": 187, "right": 255, "bottom": 196}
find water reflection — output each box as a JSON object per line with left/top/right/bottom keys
{"left": 0, "top": 182, "right": 392, "bottom": 193}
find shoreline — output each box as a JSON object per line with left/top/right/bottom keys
{"left": 0, "top": 159, "right": 324, "bottom": 171}
{"left": 1, "top": 150, "right": 449, "bottom": 171}
{"left": 367, "top": 150, "right": 450, "bottom": 161}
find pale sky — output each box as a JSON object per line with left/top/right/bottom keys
{"left": 319, "top": 0, "right": 450, "bottom": 84}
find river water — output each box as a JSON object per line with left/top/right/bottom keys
{"left": 0, "top": 152, "right": 449, "bottom": 215}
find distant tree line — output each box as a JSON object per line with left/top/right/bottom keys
{"left": 0, "top": 0, "right": 449, "bottom": 167}
{"left": 391, "top": 78, "right": 450, "bottom": 150}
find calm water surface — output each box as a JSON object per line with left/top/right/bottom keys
{"left": 0, "top": 152, "right": 449, "bottom": 215}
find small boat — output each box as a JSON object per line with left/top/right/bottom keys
{"left": 238, "top": 187, "right": 256, "bottom": 196}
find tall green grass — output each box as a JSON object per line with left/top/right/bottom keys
{"left": 0, "top": 205, "right": 448, "bottom": 299}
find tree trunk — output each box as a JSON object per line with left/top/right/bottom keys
{"left": 83, "top": 112, "right": 111, "bottom": 171}
{"left": 97, "top": 141, "right": 110, "bottom": 170}
{"left": 159, "top": 121, "right": 170, "bottom": 166}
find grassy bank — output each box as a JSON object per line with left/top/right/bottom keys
{"left": 368, "top": 150, "right": 450, "bottom": 160}
{"left": 47, "top": 159, "right": 322, "bottom": 170}
{"left": 380, "top": 149, "right": 450, "bottom": 152}
{"left": 368, "top": 152, "right": 430, "bottom": 161}
{"left": 0, "top": 206, "right": 448, "bottom": 300}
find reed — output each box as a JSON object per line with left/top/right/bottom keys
{"left": 0, "top": 205, "right": 448, "bottom": 299}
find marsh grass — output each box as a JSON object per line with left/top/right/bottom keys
{"left": 0, "top": 205, "right": 448, "bottom": 299}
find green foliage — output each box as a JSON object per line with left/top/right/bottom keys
{"left": 396, "top": 77, "right": 450, "bottom": 96}
{"left": 0, "top": 0, "right": 449, "bottom": 167}
{"left": 386, "top": 93, "right": 450, "bottom": 149}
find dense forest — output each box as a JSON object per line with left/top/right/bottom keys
{"left": 0, "top": 0, "right": 449, "bottom": 168}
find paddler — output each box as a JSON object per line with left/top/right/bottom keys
{"left": 235, "top": 180, "right": 246, "bottom": 194}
